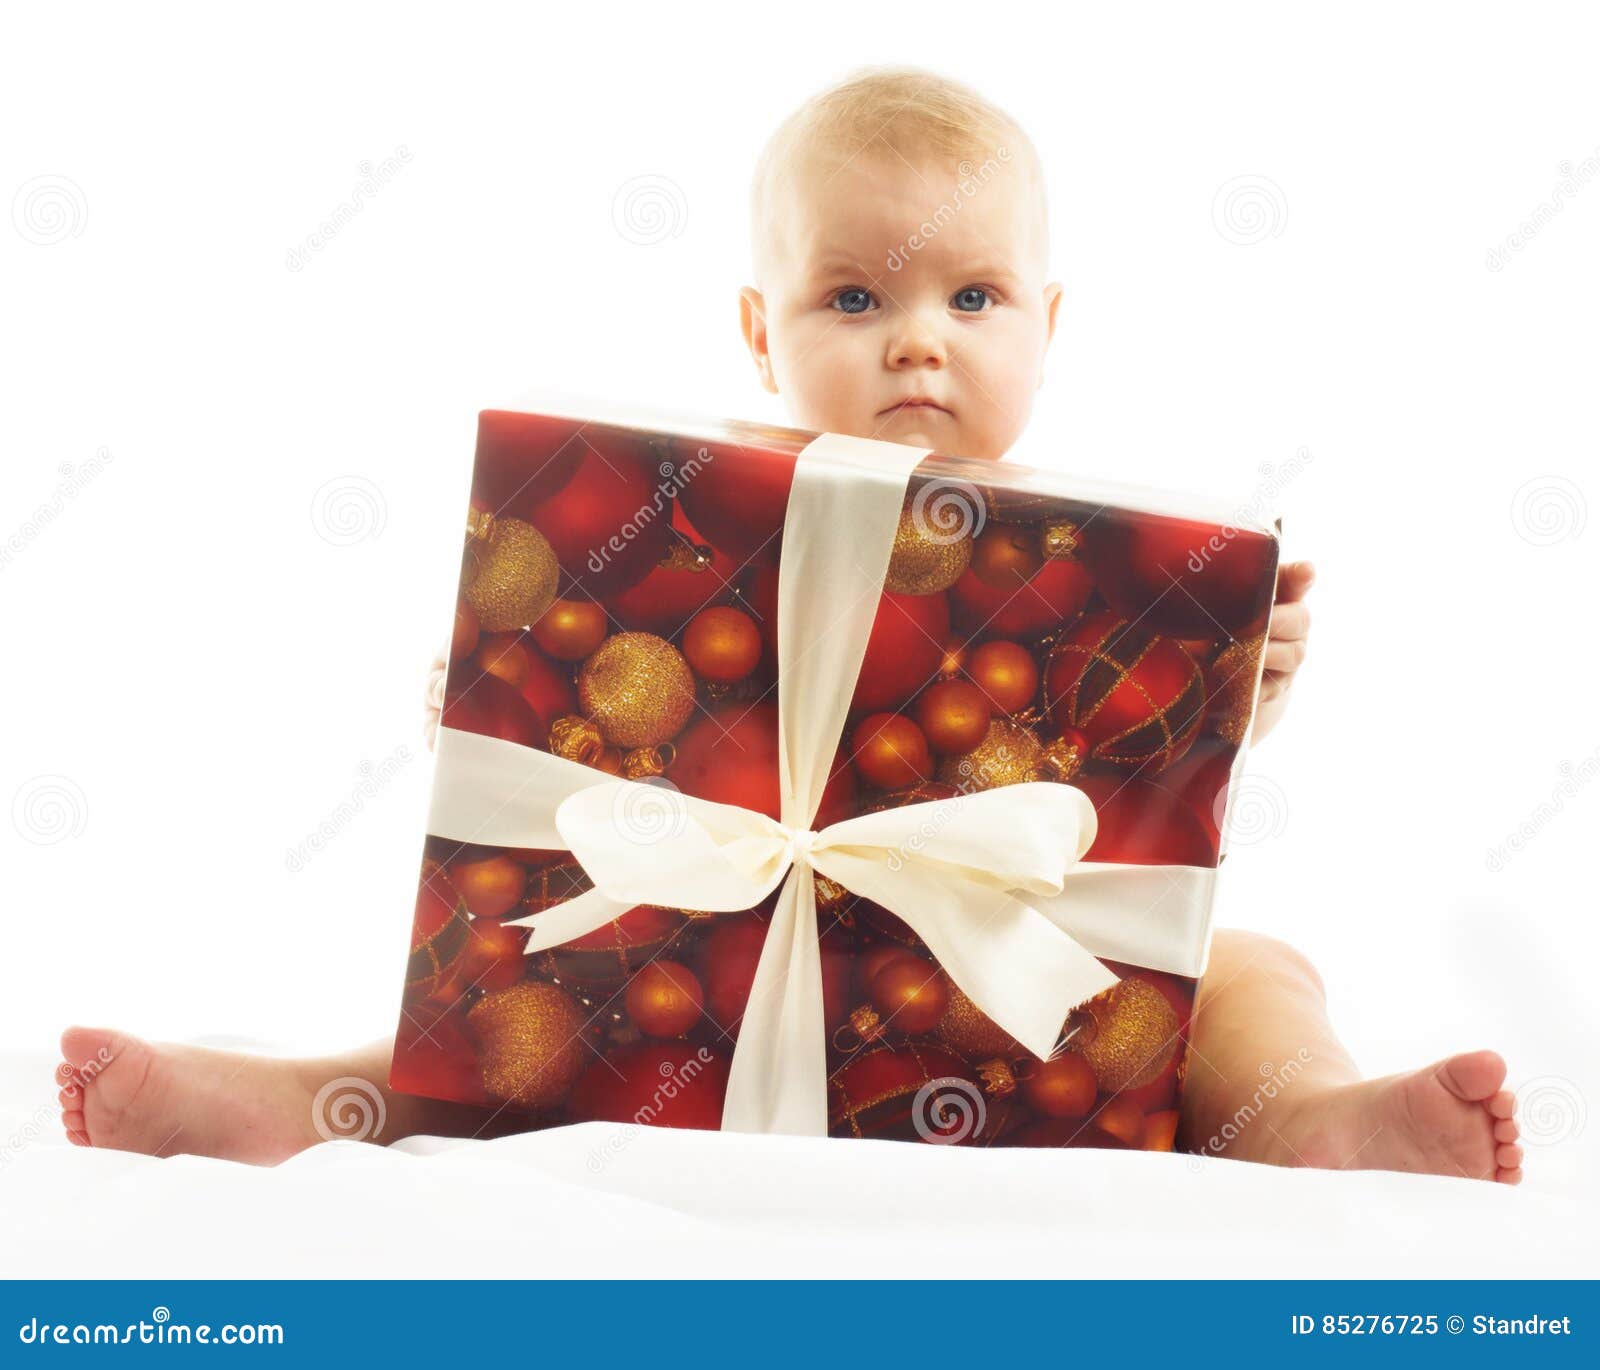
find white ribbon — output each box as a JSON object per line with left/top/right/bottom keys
{"left": 427, "top": 432, "right": 1220, "bottom": 1136}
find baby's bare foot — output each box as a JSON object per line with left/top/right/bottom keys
{"left": 1263, "top": 1050, "right": 1522, "bottom": 1184}
{"left": 57, "top": 1026, "right": 340, "bottom": 1166}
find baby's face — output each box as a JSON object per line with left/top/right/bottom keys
{"left": 742, "top": 151, "right": 1060, "bottom": 461}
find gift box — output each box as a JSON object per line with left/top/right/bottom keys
{"left": 390, "top": 404, "right": 1281, "bottom": 1151}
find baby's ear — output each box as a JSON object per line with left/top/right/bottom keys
{"left": 739, "top": 286, "right": 779, "bottom": 395}
{"left": 1039, "top": 282, "right": 1064, "bottom": 388}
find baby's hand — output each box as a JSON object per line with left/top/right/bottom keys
{"left": 423, "top": 645, "right": 447, "bottom": 752}
{"left": 1249, "top": 560, "right": 1314, "bottom": 746}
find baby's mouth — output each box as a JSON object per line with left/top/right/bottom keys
{"left": 879, "top": 398, "right": 951, "bottom": 418}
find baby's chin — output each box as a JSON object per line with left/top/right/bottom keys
{"left": 870, "top": 406, "right": 999, "bottom": 459}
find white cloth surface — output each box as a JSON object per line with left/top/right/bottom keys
{"left": 0, "top": 1049, "right": 1582, "bottom": 1280}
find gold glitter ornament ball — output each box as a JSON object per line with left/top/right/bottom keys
{"left": 935, "top": 717, "right": 1047, "bottom": 792}
{"left": 936, "top": 981, "right": 1023, "bottom": 1059}
{"left": 1207, "top": 633, "right": 1266, "bottom": 745}
{"left": 462, "top": 510, "right": 560, "bottom": 633}
{"left": 884, "top": 504, "right": 973, "bottom": 595}
{"left": 466, "top": 982, "right": 590, "bottom": 1110}
{"left": 577, "top": 632, "right": 696, "bottom": 748}
{"left": 1069, "top": 977, "right": 1180, "bottom": 1092}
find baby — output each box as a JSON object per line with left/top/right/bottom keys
{"left": 57, "top": 68, "right": 1521, "bottom": 1181}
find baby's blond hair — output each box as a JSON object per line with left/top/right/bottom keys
{"left": 750, "top": 66, "right": 1047, "bottom": 282}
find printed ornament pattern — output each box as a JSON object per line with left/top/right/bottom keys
{"left": 390, "top": 408, "right": 1279, "bottom": 1151}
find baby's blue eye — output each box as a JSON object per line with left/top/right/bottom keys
{"left": 833, "top": 287, "right": 876, "bottom": 314}
{"left": 951, "top": 287, "right": 990, "bottom": 312}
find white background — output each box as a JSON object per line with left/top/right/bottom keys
{"left": 3, "top": 2, "right": 1595, "bottom": 1201}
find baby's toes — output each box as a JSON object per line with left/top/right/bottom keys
{"left": 62, "top": 1108, "right": 88, "bottom": 1143}
{"left": 1496, "top": 1165, "right": 1524, "bottom": 1186}
{"left": 1495, "top": 1142, "right": 1524, "bottom": 1171}
{"left": 1487, "top": 1088, "right": 1517, "bottom": 1120}
{"left": 1493, "top": 1117, "right": 1519, "bottom": 1144}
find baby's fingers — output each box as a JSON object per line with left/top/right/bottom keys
{"left": 1266, "top": 597, "right": 1311, "bottom": 646}
{"left": 1263, "top": 637, "right": 1307, "bottom": 673}
{"left": 1274, "top": 559, "right": 1316, "bottom": 604}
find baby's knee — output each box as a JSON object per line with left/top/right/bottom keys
{"left": 1211, "top": 928, "right": 1327, "bottom": 998}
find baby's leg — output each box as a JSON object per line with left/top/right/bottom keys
{"left": 56, "top": 1028, "right": 516, "bottom": 1166}
{"left": 1182, "top": 930, "right": 1522, "bottom": 1183}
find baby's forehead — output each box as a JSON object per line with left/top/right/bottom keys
{"left": 773, "top": 148, "right": 1044, "bottom": 281}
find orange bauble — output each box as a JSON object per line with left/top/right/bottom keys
{"left": 951, "top": 556, "right": 1092, "bottom": 638}
{"left": 1020, "top": 1052, "right": 1097, "bottom": 1119}
{"left": 1045, "top": 611, "right": 1206, "bottom": 772}
{"left": 456, "top": 917, "right": 528, "bottom": 992}
{"left": 682, "top": 606, "right": 762, "bottom": 682}
{"left": 473, "top": 632, "right": 533, "bottom": 689}
{"left": 531, "top": 599, "right": 609, "bottom": 661}
{"left": 624, "top": 960, "right": 705, "bottom": 1037}
{"left": 850, "top": 713, "right": 933, "bottom": 789}
{"left": 965, "top": 640, "right": 1039, "bottom": 714}
{"left": 856, "top": 944, "right": 924, "bottom": 996}
{"left": 445, "top": 853, "right": 527, "bottom": 920}
{"left": 914, "top": 679, "right": 991, "bottom": 755}
{"left": 969, "top": 524, "right": 1044, "bottom": 589}
{"left": 868, "top": 957, "right": 950, "bottom": 1034}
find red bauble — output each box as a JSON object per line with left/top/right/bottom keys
{"left": 406, "top": 865, "right": 470, "bottom": 998}
{"left": 856, "top": 944, "right": 923, "bottom": 995}
{"left": 850, "top": 713, "right": 933, "bottom": 789}
{"left": 624, "top": 960, "right": 705, "bottom": 1037}
{"left": 532, "top": 904, "right": 684, "bottom": 987}
{"left": 1009, "top": 1101, "right": 1144, "bottom": 1150}
{"left": 390, "top": 1014, "right": 490, "bottom": 1106}
{"left": 1045, "top": 612, "right": 1206, "bottom": 772}
{"left": 749, "top": 567, "right": 949, "bottom": 714}
{"left": 516, "top": 650, "right": 577, "bottom": 739}
{"left": 566, "top": 1040, "right": 731, "bottom": 1130}
{"left": 950, "top": 556, "right": 1092, "bottom": 639}
{"left": 1159, "top": 732, "right": 1238, "bottom": 852}
{"left": 1075, "top": 774, "right": 1218, "bottom": 867}
{"left": 440, "top": 672, "right": 545, "bottom": 749}
{"left": 609, "top": 505, "right": 740, "bottom": 634}
{"left": 1079, "top": 516, "right": 1278, "bottom": 639}
{"left": 450, "top": 599, "right": 480, "bottom": 662}
{"left": 828, "top": 1043, "right": 983, "bottom": 1143}
{"left": 470, "top": 410, "right": 585, "bottom": 518}
{"left": 473, "top": 631, "right": 532, "bottom": 689}
{"left": 675, "top": 439, "right": 797, "bottom": 565}
{"left": 525, "top": 443, "right": 672, "bottom": 598}
{"left": 669, "top": 702, "right": 855, "bottom": 826}
{"left": 855, "top": 590, "right": 950, "bottom": 711}
{"left": 698, "top": 912, "right": 852, "bottom": 1032}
